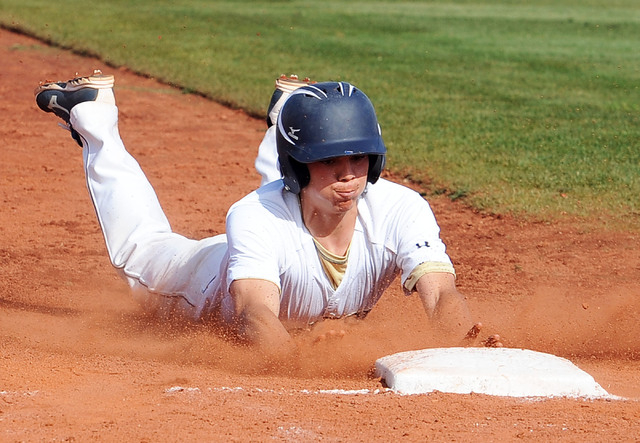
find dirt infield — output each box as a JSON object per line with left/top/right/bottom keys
{"left": 1, "top": 28, "right": 639, "bottom": 441}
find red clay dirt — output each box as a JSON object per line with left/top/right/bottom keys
{"left": 1, "top": 29, "right": 639, "bottom": 441}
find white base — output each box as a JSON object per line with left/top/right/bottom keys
{"left": 375, "top": 347, "right": 613, "bottom": 398}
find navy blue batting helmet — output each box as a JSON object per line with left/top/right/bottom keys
{"left": 275, "top": 81, "right": 386, "bottom": 194}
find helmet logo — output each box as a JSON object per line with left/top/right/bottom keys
{"left": 288, "top": 127, "right": 301, "bottom": 140}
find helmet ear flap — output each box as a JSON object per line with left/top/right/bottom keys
{"left": 368, "top": 154, "right": 386, "bottom": 184}
{"left": 291, "top": 158, "right": 310, "bottom": 190}
{"left": 279, "top": 155, "right": 309, "bottom": 194}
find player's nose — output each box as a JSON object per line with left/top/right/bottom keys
{"left": 335, "top": 157, "right": 357, "bottom": 181}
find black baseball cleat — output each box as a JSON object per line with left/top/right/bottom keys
{"left": 35, "top": 70, "right": 115, "bottom": 145}
{"left": 35, "top": 70, "right": 115, "bottom": 123}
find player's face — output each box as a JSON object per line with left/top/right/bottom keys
{"left": 302, "top": 155, "right": 369, "bottom": 214}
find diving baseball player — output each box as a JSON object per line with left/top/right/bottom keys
{"left": 35, "top": 71, "right": 499, "bottom": 357}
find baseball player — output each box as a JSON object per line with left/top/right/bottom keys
{"left": 35, "top": 71, "right": 499, "bottom": 357}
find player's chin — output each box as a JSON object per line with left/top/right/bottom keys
{"left": 332, "top": 196, "right": 358, "bottom": 212}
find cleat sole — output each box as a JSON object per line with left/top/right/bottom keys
{"left": 34, "top": 70, "right": 114, "bottom": 96}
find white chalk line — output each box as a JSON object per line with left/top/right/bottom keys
{"left": 162, "top": 385, "right": 627, "bottom": 400}
{"left": 0, "top": 387, "right": 626, "bottom": 401}
{"left": 164, "top": 386, "right": 385, "bottom": 396}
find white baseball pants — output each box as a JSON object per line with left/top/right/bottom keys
{"left": 254, "top": 125, "right": 282, "bottom": 186}
{"left": 70, "top": 101, "right": 227, "bottom": 321}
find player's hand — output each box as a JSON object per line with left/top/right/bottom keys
{"left": 462, "top": 322, "right": 503, "bottom": 348}
{"left": 463, "top": 322, "right": 482, "bottom": 341}
{"left": 313, "top": 328, "right": 346, "bottom": 344}
{"left": 482, "top": 334, "right": 503, "bottom": 348}
{"left": 300, "top": 320, "right": 349, "bottom": 346}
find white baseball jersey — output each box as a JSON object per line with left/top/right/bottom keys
{"left": 217, "top": 178, "right": 453, "bottom": 327}
{"left": 71, "top": 101, "right": 454, "bottom": 327}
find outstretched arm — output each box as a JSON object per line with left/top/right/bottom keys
{"left": 229, "top": 279, "right": 296, "bottom": 358}
{"left": 415, "top": 272, "right": 501, "bottom": 347}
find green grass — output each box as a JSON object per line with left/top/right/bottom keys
{"left": 2, "top": 0, "right": 639, "bottom": 226}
